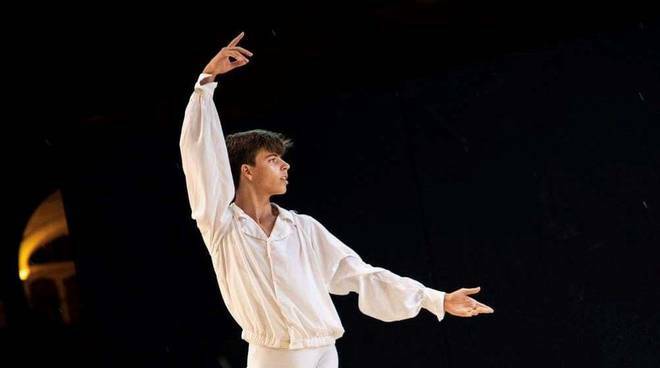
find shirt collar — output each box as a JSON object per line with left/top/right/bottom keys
{"left": 230, "top": 202, "right": 294, "bottom": 222}
{"left": 271, "top": 202, "right": 296, "bottom": 223}
{"left": 229, "top": 202, "right": 296, "bottom": 241}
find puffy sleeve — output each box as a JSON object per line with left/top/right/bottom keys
{"left": 179, "top": 73, "right": 235, "bottom": 252}
{"left": 306, "top": 215, "right": 445, "bottom": 322}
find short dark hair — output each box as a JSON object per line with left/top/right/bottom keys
{"left": 226, "top": 129, "right": 293, "bottom": 188}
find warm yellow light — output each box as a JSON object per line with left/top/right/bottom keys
{"left": 19, "top": 220, "right": 68, "bottom": 281}
{"left": 18, "top": 190, "right": 69, "bottom": 283}
{"left": 19, "top": 268, "right": 30, "bottom": 281}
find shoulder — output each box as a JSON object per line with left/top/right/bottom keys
{"left": 272, "top": 203, "right": 327, "bottom": 231}
{"left": 282, "top": 207, "right": 323, "bottom": 231}
{"left": 292, "top": 211, "right": 314, "bottom": 223}
{"left": 290, "top": 211, "right": 320, "bottom": 230}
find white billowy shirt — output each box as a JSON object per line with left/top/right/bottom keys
{"left": 179, "top": 73, "right": 446, "bottom": 350}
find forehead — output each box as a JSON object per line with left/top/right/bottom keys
{"left": 255, "top": 148, "right": 280, "bottom": 160}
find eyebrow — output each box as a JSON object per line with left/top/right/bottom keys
{"left": 265, "top": 153, "right": 279, "bottom": 159}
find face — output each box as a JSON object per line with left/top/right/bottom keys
{"left": 241, "top": 148, "right": 290, "bottom": 195}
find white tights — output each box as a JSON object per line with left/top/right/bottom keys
{"left": 246, "top": 343, "right": 339, "bottom": 368}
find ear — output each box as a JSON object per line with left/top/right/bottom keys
{"left": 241, "top": 163, "right": 254, "bottom": 182}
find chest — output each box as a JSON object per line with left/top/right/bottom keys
{"left": 258, "top": 217, "right": 277, "bottom": 238}
{"left": 227, "top": 220, "right": 316, "bottom": 279}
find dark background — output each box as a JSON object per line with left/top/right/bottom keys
{"left": 4, "top": 2, "right": 659, "bottom": 367}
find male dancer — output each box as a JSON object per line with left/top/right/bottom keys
{"left": 180, "top": 32, "right": 494, "bottom": 368}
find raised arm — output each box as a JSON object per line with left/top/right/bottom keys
{"left": 179, "top": 32, "right": 253, "bottom": 251}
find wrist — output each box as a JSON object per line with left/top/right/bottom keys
{"left": 199, "top": 72, "right": 217, "bottom": 85}
{"left": 422, "top": 288, "right": 446, "bottom": 322}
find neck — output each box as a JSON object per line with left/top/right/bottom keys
{"left": 234, "top": 185, "right": 276, "bottom": 224}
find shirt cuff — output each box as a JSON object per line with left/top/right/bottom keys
{"left": 421, "top": 287, "right": 446, "bottom": 322}
{"left": 194, "top": 73, "right": 218, "bottom": 94}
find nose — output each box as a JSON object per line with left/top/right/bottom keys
{"left": 281, "top": 159, "right": 290, "bottom": 171}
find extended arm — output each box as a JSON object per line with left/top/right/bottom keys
{"left": 309, "top": 215, "right": 494, "bottom": 321}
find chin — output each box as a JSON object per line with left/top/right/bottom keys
{"left": 271, "top": 186, "right": 287, "bottom": 195}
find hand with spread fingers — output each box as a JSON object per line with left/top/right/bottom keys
{"left": 444, "top": 287, "right": 495, "bottom": 317}
{"left": 201, "top": 31, "right": 253, "bottom": 83}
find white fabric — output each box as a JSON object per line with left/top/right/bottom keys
{"left": 247, "top": 343, "right": 338, "bottom": 368}
{"left": 179, "top": 73, "right": 446, "bottom": 350}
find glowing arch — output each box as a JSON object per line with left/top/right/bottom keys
{"left": 19, "top": 190, "right": 69, "bottom": 280}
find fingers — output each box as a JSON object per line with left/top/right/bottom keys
{"left": 466, "top": 308, "right": 492, "bottom": 316}
{"left": 461, "top": 295, "right": 494, "bottom": 317}
{"left": 225, "top": 50, "right": 249, "bottom": 64}
{"left": 466, "top": 300, "right": 494, "bottom": 316}
{"left": 476, "top": 305, "right": 494, "bottom": 313}
{"left": 228, "top": 46, "right": 253, "bottom": 57}
{"left": 230, "top": 59, "right": 249, "bottom": 69}
{"left": 460, "top": 286, "right": 481, "bottom": 295}
{"left": 476, "top": 301, "right": 494, "bottom": 312}
{"left": 228, "top": 31, "right": 245, "bottom": 47}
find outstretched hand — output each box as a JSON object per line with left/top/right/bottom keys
{"left": 202, "top": 32, "right": 253, "bottom": 79}
{"left": 444, "top": 287, "right": 494, "bottom": 317}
